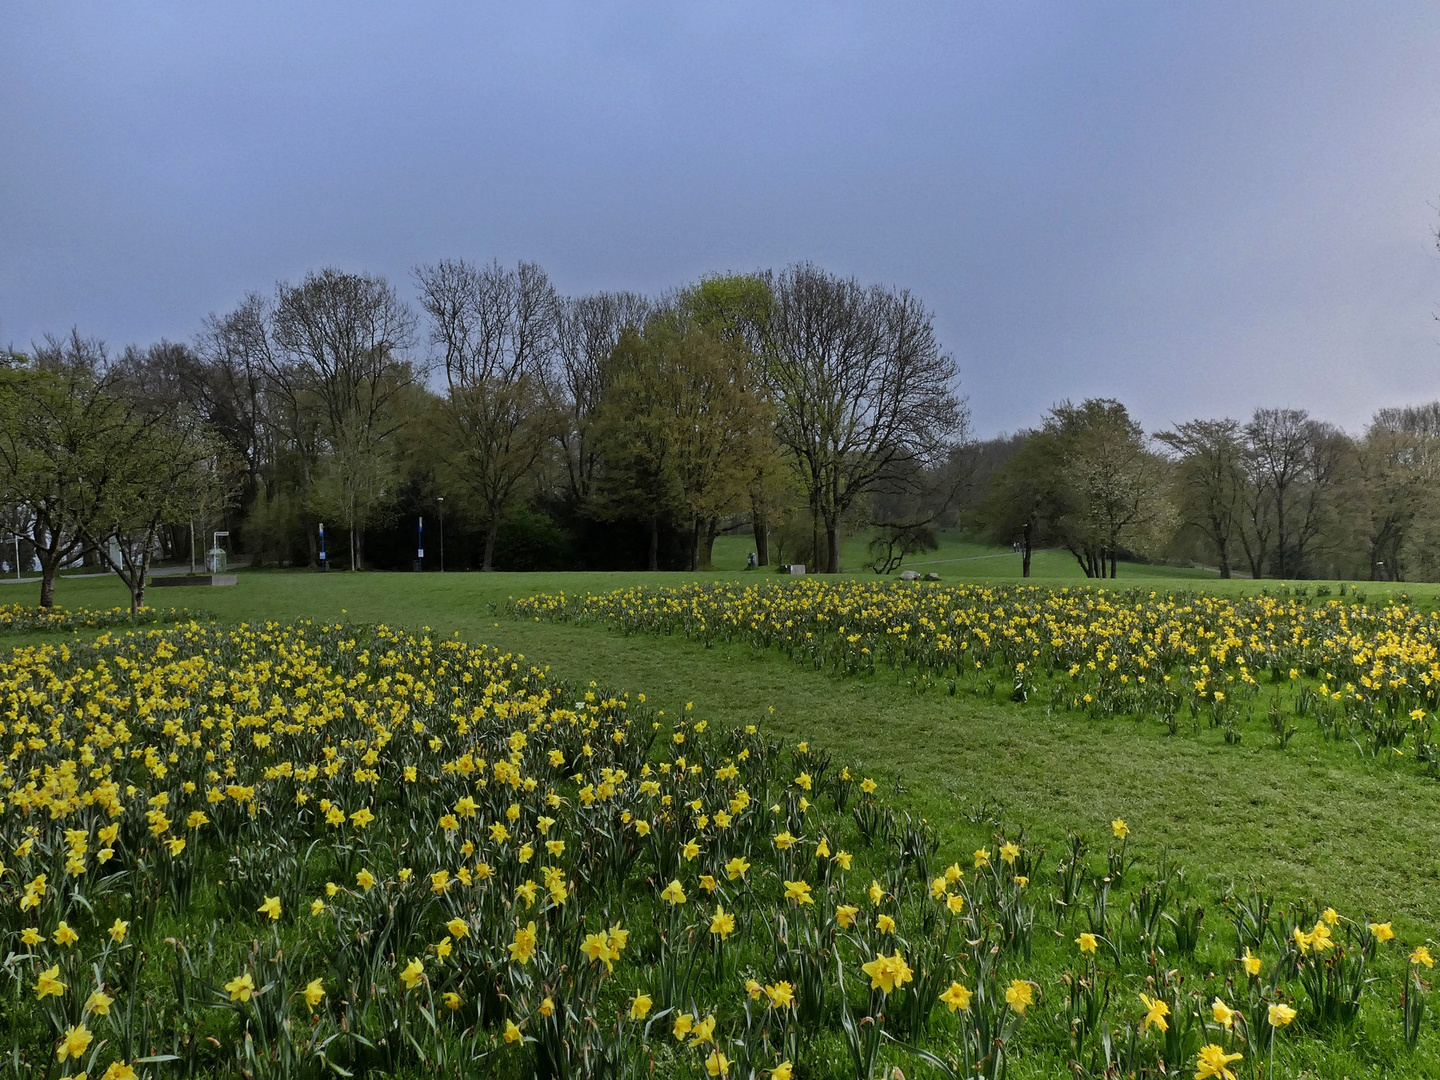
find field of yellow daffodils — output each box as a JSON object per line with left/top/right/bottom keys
{"left": 0, "top": 603, "right": 199, "bottom": 635}
{"left": 514, "top": 580, "right": 1440, "bottom": 773}
{"left": 1, "top": 615, "right": 1436, "bottom": 1079}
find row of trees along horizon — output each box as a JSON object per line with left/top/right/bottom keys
{"left": 1, "top": 260, "right": 1435, "bottom": 610}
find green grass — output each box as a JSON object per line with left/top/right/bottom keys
{"left": 707, "top": 529, "right": 1218, "bottom": 580}
{"left": 13, "top": 564, "right": 1440, "bottom": 942}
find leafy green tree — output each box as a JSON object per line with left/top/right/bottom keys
{"left": 591, "top": 328, "right": 683, "bottom": 570}
{"left": 80, "top": 411, "right": 227, "bottom": 612}
{"left": 1353, "top": 403, "right": 1440, "bottom": 580}
{"left": 306, "top": 413, "right": 400, "bottom": 570}
{"left": 678, "top": 273, "right": 787, "bottom": 565}
{"left": 665, "top": 327, "right": 772, "bottom": 570}
{"left": 594, "top": 318, "right": 770, "bottom": 570}
{"left": 0, "top": 335, "right": 130, "bottom": 606}
{"left": 980, "top": 400, "right": 1169, "bottom": 579}
{"left": 1045, "top": 399, "right": 1172, "bottom": 578}
{"left": 975, "top": 432, "right": 1056, "bottom": 578}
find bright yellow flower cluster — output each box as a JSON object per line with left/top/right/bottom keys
{"left": 0, "top": 619, "right": 986, "bottom": 1076}
{"left": 1, "top": 613, "right": 1429, "bottom": 1077}
{"left": 0, "top": 602, "right": 197, "bottom": 634}
{"left": 516, "top": 580, "right": 1440, "bottom": 767}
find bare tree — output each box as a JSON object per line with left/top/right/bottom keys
{"left": 550, "top": 291, "right": 651, "bottom": 507}
{"left": 764, "top": 263, "right": 966, "bottom": 573}
{"left": 1290, "top": 420, "right": 1352, "bottom": 577}
{"left": 204, "top": 292, "right": 329, "bottom": 565}
{"left": 194, "top": 294, "right": 277, "bottom": 494}
{"left": 1236, "top": 477, "right": 1275, "bottom": 580}
{"left": 1156, "top": 418, "right": 1246, "bottom": 577}
{"left": 415, "top": 259, "right": 559, "bottom": 571}
{"left": 1239, "top": 408, "right": 1350, "bottom": 579}
{"left": 863, "top": 456, "right": 968, "bottom": 574}
{"left": 1242, "top": 408, "right": 1311, "bottom": 578}
{"left": 271, "top": 269, "right": 418, "bottom": 569}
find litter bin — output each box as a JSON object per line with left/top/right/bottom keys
{"left": 206, "top": 547, "right": 228, "bottom": 573}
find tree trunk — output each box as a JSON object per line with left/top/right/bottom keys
{"left": 648, "top": 514, "right": 659, "bottom": 572}
{"left": 1218, "top": 540, "right": 1231, "bottom": 579}
{"left": 483, "top": 519, "right": 499, "bottom": 572}
{"left": 39, "top": 561, "right": 57, "bottom": 608}
{"left": 702, "top": 518, "right": 719, "bottom": 569}
{"left": 688, "top": 518, "right": 701, "bottom": 572}
{"left": 130, "top": 554, "right": 149, "bottom": 614}
{"left": 1274, "top": 501, "right": 1287, "bottom": 579}
{"left": 748, "top": 506, "right": 771, "bottom": 576}
{"left": 811, "top": 503, "right": 821, "bottom": 574}
{"left": 826, "top": 523, "right": 841, "bottom": 574}
{"left": 1246, "top": 534, "right": 1265, "bottom": 578}
{"left": 1021, "top": 522, "right": 1032, "bottom": 578}
{"left": 1109, "top": 549, "right": 1117, "bottom": 578}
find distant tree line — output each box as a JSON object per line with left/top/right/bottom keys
{"left": 0, "top": 262, "right": 969, "bottom": 602}
{"left": 9, "top": 258, "right": 1438, "bottom": 596}
{"left": 969, "top": 397, "right": 1440, "bottom": 581}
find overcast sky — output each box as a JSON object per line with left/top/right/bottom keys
{"left": 3, "top": 3, "right": 1438, "bottom": 437}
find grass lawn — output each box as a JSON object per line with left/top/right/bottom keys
{"left": 12, "top": 559, "right": 1440, "bottom": 944}
{"left": 708, "top": 530, "right": 1219, "bottom": 581}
